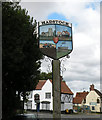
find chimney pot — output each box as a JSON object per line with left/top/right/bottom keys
{"left": 90, "top": 84, "right": 94, "bottom": 91}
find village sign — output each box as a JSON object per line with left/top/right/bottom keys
{"left": 38, "top": 20, "right": 73, "bottom": 60}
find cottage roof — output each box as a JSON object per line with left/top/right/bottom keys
{"left": 35, "top": 79, "right": 73, "bottom": 95}
{"left": 35, "top": 80, "right": 46, "bottom": 90}
{"left": 73, "top": 97, "right": 83, "bottom": 104}
{"left": 73, "top": 91, "right": 89, "bottom": 104}
{"left": 94, "top": 89, "right": 102, "bottom": 97}
{"left": 61, "top": 81, "right": 73, "bottom": 94}
{"left": 76, "top": 92, "right": 89, "bottom": 98}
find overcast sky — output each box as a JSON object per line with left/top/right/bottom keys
{"left": 20, "top": 0, "right": 101, "bottom": 95}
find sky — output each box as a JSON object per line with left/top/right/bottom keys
{"left": 20, "top": 0, "right": 101, "bottom": 96}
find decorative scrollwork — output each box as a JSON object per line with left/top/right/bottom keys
{"left": 44, "top": 56, "right": 52, "bottom": 73}
{"left": 43, "top": 55, "right": 70, "bottom": 75}
{"left": 60, "top": 56, "right": 68, "bottom": 76}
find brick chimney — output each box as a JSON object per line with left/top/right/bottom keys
{"left": 90, "top": 84, "right": 94, "bottom": 91}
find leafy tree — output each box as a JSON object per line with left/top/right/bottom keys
{"left": 39, "top": 72, "right": 52, "bottom": 80}
{"left": 2, "top": 2, "right": 43, "bottom": 119}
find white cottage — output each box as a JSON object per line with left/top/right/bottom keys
{"left": 85, "top": 84, "right": 102, "bottom": 112}
{"left": 24, "top": 79, "right": 73, "bottom": 111}
{"left": 73, "top": 84, "right": 102, "bottom": 113}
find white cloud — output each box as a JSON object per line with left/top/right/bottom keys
{"left": 20, "top": 2, "right": 59, "bottom": 21}
{"left": 20, "top": 0, "right": 101, "bottom": 2}
{"left": 66, "top": 80, "right": 100, "bottom": 97}
{"left": 20, "top": 1, "right": 100, "bottom": 93}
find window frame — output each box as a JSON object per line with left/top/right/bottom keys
{"left": 45, "top": 92, "right": 51, "bottom": 99}
{"left": 97, "top": 98, "right": 100, "bottom": 103}
{"left": 42, "top": 102, "right": 50, "bottom": 110}
{"left": 27, "top": 101, "right": 32, "bottom": 109}
{"left": 92, "top": 106, "right": 95, "bottom": 110}
{"left": 83, "top": 98, "right": 86, "bottom": 104}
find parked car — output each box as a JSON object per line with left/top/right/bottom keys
{"left": 65, "top": 109, "right": 69, "bottom": 114}
{"left": 73, "top": 110, "right": 78, "bottom": 113}
{"left": 65, "top": 109, "right": 73, "bottom": 114}
{"left": 69, "top": 109, "right": 73, "bottom": 114}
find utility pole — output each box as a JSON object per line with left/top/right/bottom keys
{"left": 52, "top": 60, "right": 61, "bottom": 119}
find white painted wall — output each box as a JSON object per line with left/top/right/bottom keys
{"left": 32, "top": 90, "right": 42, "bottom": 110}
{"left": 85, "top": 91, "right": 101, "bottom": 112}
{"left": 24, "top": 79, "right": 73, "bottom": 111}
{"left": 41, "top": 79, "right": 53, "bottom": 110}
{"left": 64, "top": 103, "right": 73, "bottom": 110}
{"left": 28, "top": 79, "right": 52, "bottom": 110}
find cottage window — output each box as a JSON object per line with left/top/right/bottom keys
{"left": 83, "top": 99, "right": 86, "bottom": 103}
{"left": 92, "top": 106, "right": 95, "bottom": 110}
{"left": 45, "top": 93, "right": 51, "bottom": 99}
{"left": 61, "top": 102, "right": 64, "bottom": 111}
{"left": 42, "top": 102, "right": 50, "bottom": 110}
{"left": 27, "top": 101, "right": 32, "bottom": 109}
{"left": 34, "top": 94, "right": 40, "bottom": 100}
{"left": 97, "top": 99, "right": 100, "bottom": 103}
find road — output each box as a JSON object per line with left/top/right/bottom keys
{"left": 27, "top": 111, "right": 102, "bottom": 120}
{"left": 38, "top": 113, "right": 101, "bottom": 119}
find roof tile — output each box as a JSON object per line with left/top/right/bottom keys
{"left": 73, "top": 91, "right": 89, "bottom": 104}
{"left": 35, "top": 80, "right": 46, "bottom": 90}
{"left": 94, "top": 89, "right": 102, "bottom": 97}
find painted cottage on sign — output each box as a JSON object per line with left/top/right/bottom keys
{"left": 24, "top": 79, "right": 73, "bottom": 111}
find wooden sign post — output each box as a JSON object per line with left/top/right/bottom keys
{"left": 52, "top": 60, "right": 61, "bottom": 118}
